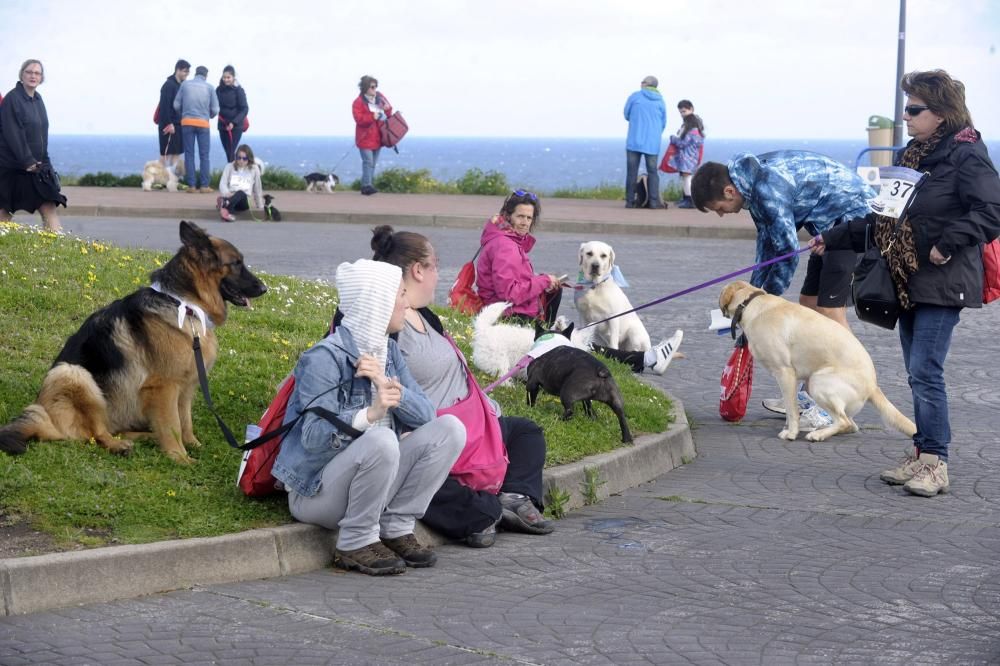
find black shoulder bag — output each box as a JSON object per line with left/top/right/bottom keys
{"left": 852, "top": 173, "right": 927, "bottom": 330}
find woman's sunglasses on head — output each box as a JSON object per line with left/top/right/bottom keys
{"left": 513, "top": 189, "right": 538, "bottom": 201}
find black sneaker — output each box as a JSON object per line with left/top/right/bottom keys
{"left": 381, "top": 533, "right": 437, "bottom": 568}
{"left": 499, "top": 493, "right": 554, "bottom": 535}
{"left": 333, "top": 542, "right": 406, "bottom": 576}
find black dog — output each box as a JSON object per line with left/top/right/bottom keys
{"left": 525, "top": 323, "right": 633, "bottom": 444}
{"left": 263, "top": 194, "right": 282, "bottom": 221}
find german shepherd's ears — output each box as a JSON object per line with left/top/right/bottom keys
{"left": 179, "top": 221, "right": 212, "bottom": 252}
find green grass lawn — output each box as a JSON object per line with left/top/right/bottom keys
{"left": 0, "top": 222, "right": 672, "bottom": 549}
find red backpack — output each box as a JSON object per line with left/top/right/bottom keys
{"left": 983, "top": 237, "right": 1000, "bottom": 304}
{"left": 237, "top": 375, "right": 296, "bottom": 497}
{"left": 719, "top": 338, "right": 754, "bottom": 422}
{"left": 153, "top": 104, "right": 159, "bottom": 124}
{"left": 380, "top": 111, "right": 408, "bottom": 149}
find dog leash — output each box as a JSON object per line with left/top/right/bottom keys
{"left": 579, "top": 241, "right": 818, "bottom": 330}
{"left": 482, "top": 355, "right": 533, "bottom": 394}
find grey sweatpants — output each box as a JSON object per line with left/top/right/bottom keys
{"left": 288, "top": 415, "right": 465, "bottom": 551}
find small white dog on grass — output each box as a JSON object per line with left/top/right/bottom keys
{"left": 472, "top": 302, "right": 592, "bottom": 383}
{"left": 141, "top": 157, "right": 185, "bottom": 192}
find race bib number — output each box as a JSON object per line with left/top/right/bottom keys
{"left": 867, "top": 166, "right": 924, "bottom": 218}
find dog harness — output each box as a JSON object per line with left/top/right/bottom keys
{"left": 730, "top": 292, "right": 763, "bottom": 340}
{"left": 573, "top": 266, "right": 630, "bottom": 306}
{"left": 151, "top": 281, "right": 211, "bottom": 336}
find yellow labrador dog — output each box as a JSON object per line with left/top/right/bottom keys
{"left": 719, "top": 280, "right": 916, "bottom": 442}
{"left": 575, "top": 240, "right": 651, "bottom": 352}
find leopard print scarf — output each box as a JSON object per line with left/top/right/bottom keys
{"left": 872, "top": 125, "right": 948, "bottom": 309}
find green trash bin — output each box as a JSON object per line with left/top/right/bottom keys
{"left": 867, "top": 115, "right": 894, "bottom": 167}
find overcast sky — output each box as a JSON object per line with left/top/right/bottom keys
{"left": 2, "top": 0, "right": 997, "bottom": 140}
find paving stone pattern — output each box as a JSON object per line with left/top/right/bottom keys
{"left": 1, "top": 220, "right": 997, "bottom": 664}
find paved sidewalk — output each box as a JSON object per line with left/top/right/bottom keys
{"left": 1, "top": 214, "right": 998, "bottom": 663}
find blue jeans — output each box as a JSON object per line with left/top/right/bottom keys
{"left": 183, "top": 125, "right": 211, "bottom": 188}
{"left": 625, "top": 150, "right": 661, "bottom": 207}
{"left": 359, "top": 148, "right": 381, "bottom": 188}
{"left": 898, "top": 305, "right": 961, "bottom": 461}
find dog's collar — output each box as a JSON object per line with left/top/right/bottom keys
{"left": 730, "top": 292, "right": 763, "bottom": 340}
{"left": 150, "top": 281, "right": 212, "bottom": 335}
{"left": 575, "top": 265, "right": 630, "bottom": 291}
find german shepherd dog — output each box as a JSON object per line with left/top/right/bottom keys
{"left": 0, "top": 221, "right": 267, "bottom": 464}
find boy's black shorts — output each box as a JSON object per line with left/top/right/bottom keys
{"left": 799, "top": 250, "right": 858, "bottom": 307}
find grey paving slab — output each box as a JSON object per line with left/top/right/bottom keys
{"left": 2, "top": 219, "right": 999, "bottom": 664}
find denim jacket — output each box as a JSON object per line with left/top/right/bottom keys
{"left": 728, "top": 151, "right": 875, "bottom": 295}
{"left": 271, "top": 326, "right": 436, "bottom": 497}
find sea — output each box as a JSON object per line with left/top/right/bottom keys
{"left": 48, "top": 135, "right": 1000, "bottom": 191}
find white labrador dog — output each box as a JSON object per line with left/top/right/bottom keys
{"left": 574, "top": 241, "right": 651, "bottom": 352}
{"left": 719, "top": 280, "right": 917, "bottom": 442}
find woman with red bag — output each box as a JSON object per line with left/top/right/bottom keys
{"left": 216, "top": 65, "right": 250, "bottom": 163}
{"left": 371, "top": 225, "right": 554, "bottom": 548}
{"left": 352, "top": 75, "right": 391, "bottom": 196}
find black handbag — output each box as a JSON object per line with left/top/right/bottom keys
{"left": 852, "top": 172, "right": 927, "bottom": 330}
{"left": 31, "top": 163, "right": 63, "bottom": 202}
{"left": 852, "top": 237, "right": 900, "bottom": 330}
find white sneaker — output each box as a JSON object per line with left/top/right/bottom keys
{"left": 800, "top": 404, "right": 834, "bottom": 430}
{"left": 648, "top": 330, "right": 683, "bottom": 375}
{"left": 762, "top": 398, "right": 786, "bottom": 414}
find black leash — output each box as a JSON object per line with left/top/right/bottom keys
{"left": 191, "top": 332, "right": 362, "bottom": 451}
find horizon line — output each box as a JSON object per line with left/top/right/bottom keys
{"left": 50, "top": 134, "right": 885, "bottom": 142}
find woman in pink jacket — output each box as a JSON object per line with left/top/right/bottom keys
{"left": 476, "top": 190, "right": 563, "bottom": 326}
{"left": 352, "top": 75, "right": 392, "bottom": 196}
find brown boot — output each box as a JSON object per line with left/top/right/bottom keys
{"left": 381, "top": 533, "right": 438, "bottom": 568}
{"left": 333, "top": 542, "right": 405, "bottom": 576}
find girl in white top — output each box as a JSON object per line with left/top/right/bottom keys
{"left": 217, "top": 143, "right": 263, "bottom": 221}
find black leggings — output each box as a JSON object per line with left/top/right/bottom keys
{"left": 592, "top": 345, "right": 647, "bottom": 373}
{"left": 421, "top": 416, "right": 546, "bottom": 539}
{"left": 218, "top": 125, "right": 244, "bottom": 163}
{"left": 221, "top": 190, "right": 250, "bottom": 213}
{"left": 504, "top": 288, "right": 563, "bottom": 329}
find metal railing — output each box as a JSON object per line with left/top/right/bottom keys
{"left": 854, "top": 146, "right": 906, "bottom": 168}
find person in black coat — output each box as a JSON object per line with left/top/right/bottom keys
{"left": 216, "top": 65, "right": 249, "bottom": 163}
{"left": 158, "top": 59, "right": 189, "bottom": 171}
{"left": 0, "top": 59, "right": 66, "bottom": 232}
{"left": 816, "top": 69, "right": 1000, "bottom": 498}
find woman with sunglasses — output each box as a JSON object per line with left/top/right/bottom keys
{"left": 0, "top": 59, "right": 66, "bottom": 232}
{"left": 476, "top": 190, "right": 564, "bottom": 326}
{"left": 216, "top": 144, "right": 263, "bottom": 222}
{"left": 817, "top": 69, "right": 1000, "bottom": 497}
{"left": 353, "top": 75, "right": 392, "bottom": 196}
{"left": 216, "top": 65, "right": 249, "bottom": 163}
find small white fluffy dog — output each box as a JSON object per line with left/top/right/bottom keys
{"left": 141, "top": 158, "right": 185, "bottom": 192}
{"left": 472, "top": 302, "right": 592, "bottom": 382}
{"left": 574, "top": 241, "right": 651, "bottom": 351}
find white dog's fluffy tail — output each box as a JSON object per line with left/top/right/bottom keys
{"left": 474, "top": 302, "right": 510, "bottom": 336}
{"left": 870, "top": 388, "right": 918, "bottom": 437}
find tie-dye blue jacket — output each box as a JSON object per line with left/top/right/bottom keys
{"left": 728, "top": 151, "right": 875, "bottom": 295}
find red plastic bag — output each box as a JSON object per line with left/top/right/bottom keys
{"left": 237, "top": 375, "right": 295, "bottom": 497}
{"left": 659, "top": 144, "right": 678, "bottom": 173}
{"left": 719, "top": 341, "right": 754, "bottom": 422}
{"left": 983, "top": 237, "right": 1000, "bottom": 304}
{"left": 449, "top": 259, "right": 483, "bottom": 315}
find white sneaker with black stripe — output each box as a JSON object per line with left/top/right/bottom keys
{"left": 647, "top": 330, "right": 683, "bottom": 375}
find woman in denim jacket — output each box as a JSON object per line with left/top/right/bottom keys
{"left": 272, "top": 259, "right": 465, "bottom": 576}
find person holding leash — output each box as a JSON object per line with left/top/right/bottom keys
{"left": 815, "top": 69, "right": 1000, "bottom": 497}
{"left": 353, "top": 75, "right": 391, "bottom": 196}
{"left": 691, "top": 150, "right": 876, "bottom": 429}
{"left": 157, "top": 59, "right": 189, "bottom": 173}
{"left": 216, "top": 144, "right": 263, "bottom": 222}
{"left": 216, "top": 65, "right": 249, "bottom": 163}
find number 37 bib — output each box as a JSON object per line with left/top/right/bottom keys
{"left": 867, "top": 166, "right": 925, "bottom": 219}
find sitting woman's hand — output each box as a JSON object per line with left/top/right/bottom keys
{"left": 355, "top": 353, "right": 388, "bottom": 390}
{"left": 367, "top": 378, "right": 402, "bottom": 423}
{"left": 546, "top": 274, "right": 563, "bottom": 292}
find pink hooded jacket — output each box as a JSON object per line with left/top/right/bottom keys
{"left": 475, "top": 217, "right": 551, "bottom": 320}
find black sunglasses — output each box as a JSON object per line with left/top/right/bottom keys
{"left": 512, "top": 189, "right": 538, "bottom": 202}
{"left": 236, "top": 155, "right": 249, "bottom": 161}
{"left": 904, "top": 105, "right": 930, "bottom": 116}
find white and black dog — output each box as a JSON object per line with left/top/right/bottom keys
{"left": 304, "top": 172, "right": 339, "bottom": 193}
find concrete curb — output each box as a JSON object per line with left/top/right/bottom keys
{"left": 65, "top": 204, "right": 760, "bottom": 240}
{"left": 0, "top": 395, "right": 693, "bottom": 617}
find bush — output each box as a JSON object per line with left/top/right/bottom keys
{"left": 261, "top": 166, "right": 306, "bottom": 191}
{"left": 455, "top": 168, "right": 510, "bottom": 196}
{"left": 117, "top": 174, "right": 143, "bottom": 188}
{"left": 374, "top": 167, "right": 447, "bottom": 193}
{"left": 550, "top": 183, "right": 625, "bottom": 200}
{"left": 77, "top": 172, "right": 121, "bottom": 187}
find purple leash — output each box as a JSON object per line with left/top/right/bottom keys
{"left": 482, "top": 355, "right": 532, "bottom": 394}
{"left": 580, "top": 241, "right": 817, "bottom": 330}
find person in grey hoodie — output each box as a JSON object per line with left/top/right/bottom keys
{"left": 623, "top": 75, "right": 667, "bottom": 209}
{"left": 173, "top": 65, "right": 219, "bottom": 192}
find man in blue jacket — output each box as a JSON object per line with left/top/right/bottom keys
{"left": 173, "top": 65, "right": 220, "bottom": 193}
{"left": 624, "top": 76, "right": 667, "bottom": 209}
{"left": 691, "top": 151, "right": 876, "bottom": 426}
